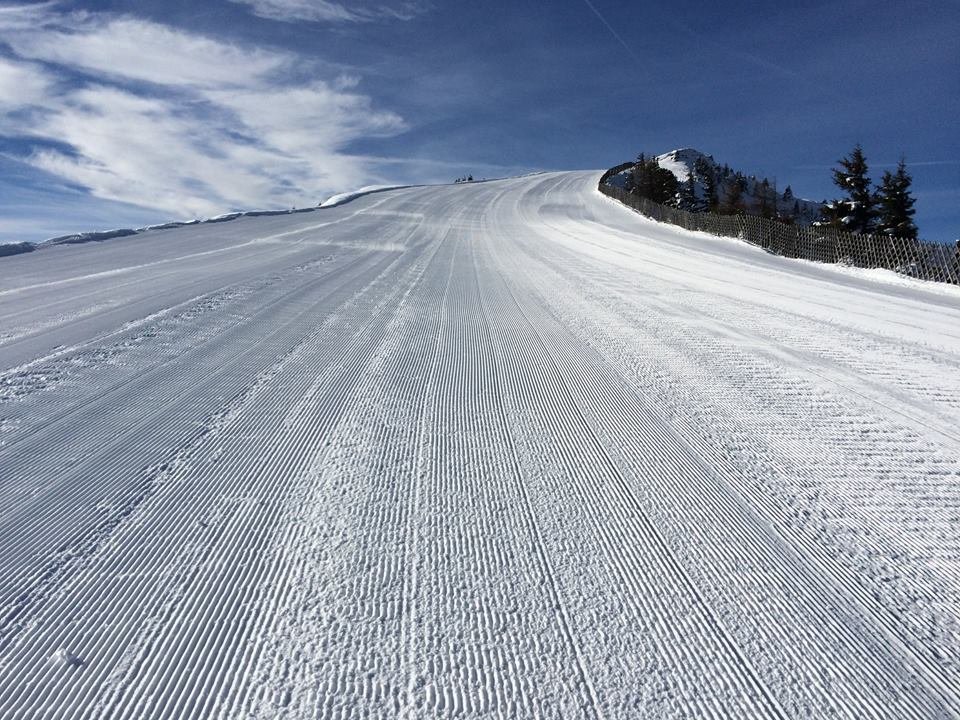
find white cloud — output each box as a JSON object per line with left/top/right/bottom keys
{"left": 0, "top": 2, "right": 58, "bottom": 31}
{"left": 229, "top": 0, "right": 427, "bottom": 23}
{"left": 1, "top": 12, "right": 287, "bottom": 88}
{"left": 0, "top": 56, "right": 51, "bottom": 111}
{"left": 0, "top": 6, "right": 409, "bottom": 217}
{"left": 208, "top": 84, "right": 405, "bottom": 151}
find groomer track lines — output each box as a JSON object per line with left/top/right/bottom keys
{"left": 1, "top": 172, "right": 959, "bottom": 718}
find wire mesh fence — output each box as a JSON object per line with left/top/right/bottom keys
{"left": 599, "top": 182, "right": 960, "bottom": 285}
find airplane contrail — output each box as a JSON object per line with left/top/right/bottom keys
{"left": 580, "top": 0, "right": 645, "bottom": 65}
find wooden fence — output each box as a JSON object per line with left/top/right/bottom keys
{"left": 599, "top": 182, "right": 960, "bottom": 285}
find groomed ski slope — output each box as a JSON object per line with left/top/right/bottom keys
{"left": 1, "top": 172, "right": 960, "bottom": 719}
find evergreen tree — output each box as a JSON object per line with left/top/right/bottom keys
{"left": 651, "top": 163, "right": 679, "bottom": 205}
{"left": 757, "top": 178, "right": 775, "bottom": 219}
{"left": 875, "top": 158, "right": 918, "bottom": 239}
{"left": 628, "top": 154, "right": 678, "bottom": 205}
{"left": 703, "top": 172, "right": 720, "bottom": 212}
{"left": 693, "top": 156, "right": 711, "bottom": 179}
{"left": 831, "top": 144, "right": 877, "bottom": 233}
{"left": 703, "top": 174, "right": 718, "bottom": 212}
{"left": 694, "top": 156, "right": 717, "bottom": 211}
{"left": 721, "top": 176, "right": 747, "bottom": 215}
{"left": 782, "top": 185, "right": 793, "bottom": 203}
{"left": 677, "top": 172, "right": 697, "bottom": 210}
{"left": 626, "top": 153, "right": 646, "bottom": 197}
{"left": 820, "top": 200, "right": 844, "bottom": 228}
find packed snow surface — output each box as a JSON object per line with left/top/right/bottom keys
{"left": 1, "top": 172, "right": 960, "bottom": 719}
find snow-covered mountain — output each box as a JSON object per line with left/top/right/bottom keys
{"left": 654, "top": 148, "right": 709, "bottom": 182}
{"left": 608, "top": 148, "right": 826, "bottom": 226}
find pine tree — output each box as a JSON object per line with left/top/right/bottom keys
{"left": 694, "top": 156, "right": 717, "bottom": 211}
{"left": 721, "top": 176, "right": 747, "bottom": 215}
{"left": 651, "top": 163, "right": 679, "bottom": 205}
{"left": 703, "top": 173, "right": 718, "bottom": 212}
{"left": 628, "top": 154, "right": 678, "bottom": 205}
{"left": 820, "top": 200, "right": 844, "bottom": 228}
{"left": 626, "top": 153, "right": 647, "bottom": 197}
{"left": 703, "top": 172, "right": 720, "bottom": 212}
{"left": 677, "top": 172, "right": 697, "bottom": 210}
{"left": 757, "top": 178, "right": 775, "bottom": 219}
{"left": 782, "top": 185, "right": 793, "bottom": 203}
{"left": 831, "top": 144, "right": 877, "bottom": 234}
{"left": 693, "top": 156, "right": 711, "bottom": 179}
{"left": 876, "top": 158, "right": 918, "bottom": 240}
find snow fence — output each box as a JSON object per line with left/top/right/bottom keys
{"left": 599, "top": 182, "right": 960, "bottom": 285}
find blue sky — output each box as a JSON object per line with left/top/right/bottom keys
{"left": 0, "top": 0, "right": 957, "bottom": 243}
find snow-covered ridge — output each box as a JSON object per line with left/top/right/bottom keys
{"left": 3, "top": 177, "right": 562, "bottom": 258}
{"left": 0, "top": 185, "right": 419, "bottom": 258}
{"left": 0, "top": 209, "right": 319, "bottom": 257}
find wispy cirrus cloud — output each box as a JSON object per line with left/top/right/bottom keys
{"left": 228, "top": 0, "right": 428, "bottom": 23}
{"left": 0, "top": 3, "right": 409, "bottom": 218}
{"left": 0, "top": 56, "right": 51, "bottom": 110}
{"left": 3, "top": 14, "right": 287, "bottom": 88}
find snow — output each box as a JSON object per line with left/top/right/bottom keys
{"left": 1, "top": 206, "right": 330, "bottom": 255}
{"left": 654, "top": 147, "right": 706, "bottom": 180}
{"left": 49, "top": 649, "right": 82, "bottom": 668}
{"left": 1, "top": 172, "right": 959, "bottom": 718}
{"left": 319, "top": 184, "right": 410, "bottom": 208}
{"left": 605, "top": 148, "right": 712, "bottom": 187}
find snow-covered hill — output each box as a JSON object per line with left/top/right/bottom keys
{"left": 1, "top": 173, "right": 959, "bottom": 718}
{"left": 609, "top": 148, "right": 826, "bottom": 225}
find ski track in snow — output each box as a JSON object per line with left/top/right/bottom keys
{"left": 1, "top": 172, "right": 959, "bottom": 718}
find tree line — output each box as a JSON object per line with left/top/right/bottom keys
{"left": 623, "top": 154, "right": 811, "bottom": 223}
{"left": 620, "top": 146, "right": 920, "bottom": 240}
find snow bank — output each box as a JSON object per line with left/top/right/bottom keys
{"left": 46, "top": 228, "right": 140, "bottom": 246}
{"left": 319, "top": 185, "right": 410, "bottom": 208}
